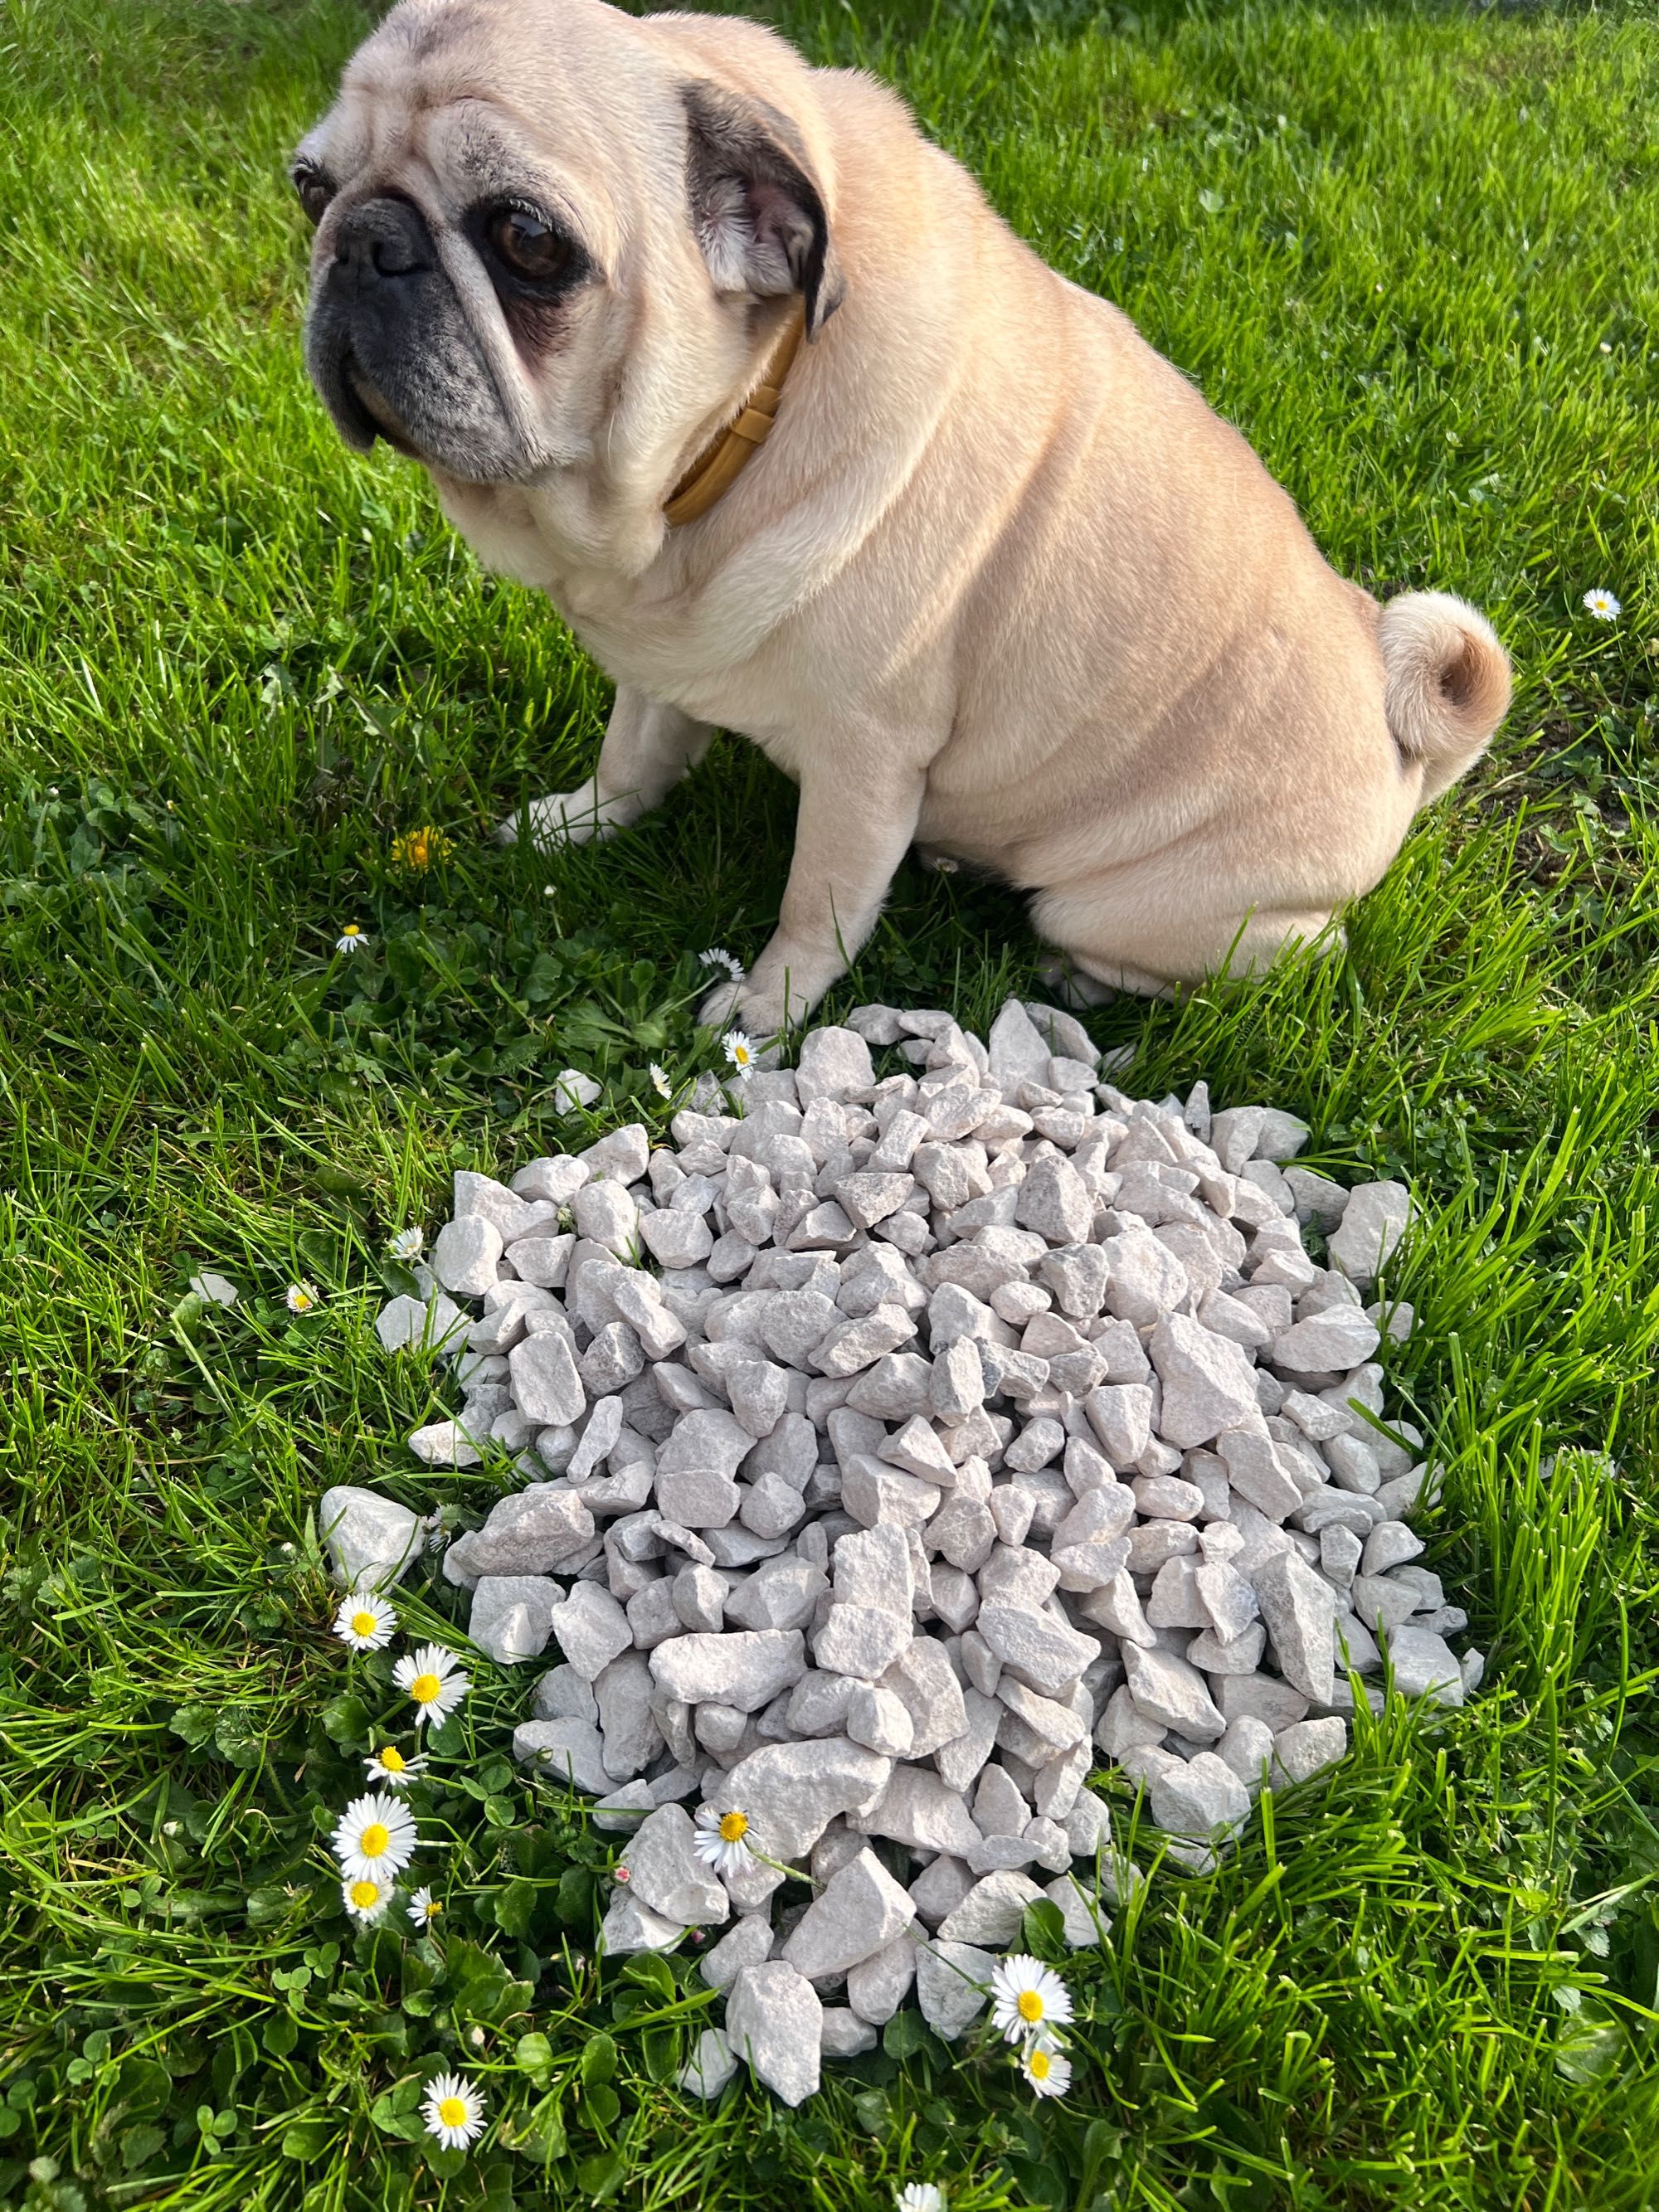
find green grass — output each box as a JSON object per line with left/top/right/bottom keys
{"left": 2, "top": 0, "right": 1657, "bottom": 2203}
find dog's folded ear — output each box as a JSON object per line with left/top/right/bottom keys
{"left": 682, "top": 80, "right": 844, "bottom": 338}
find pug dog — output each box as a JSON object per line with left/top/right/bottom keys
{"left": 294, "top": 0, "right": 1509, "bottom": 1037}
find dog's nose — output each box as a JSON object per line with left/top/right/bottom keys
{"left": 333, "top": 196, "right": 434, "bottom": 284}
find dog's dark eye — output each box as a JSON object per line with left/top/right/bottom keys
{"left": 292, "top": 161, "right": 334, "bottom": 227}
{"left": 489, "top": 206, "right": 570, "bottom": 280}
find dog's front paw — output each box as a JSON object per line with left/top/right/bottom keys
{"left": 494, "top": 785, "right": 615, "bottom": 851}
{"left": 699, "top": 978, "right": 788, "bottom": 1063}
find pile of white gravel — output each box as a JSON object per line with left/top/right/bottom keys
{"left": 321, "top": 998, "right": 1480, "bottom": 2107}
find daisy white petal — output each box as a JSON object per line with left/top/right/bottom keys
{"left": 722, "top": 1029, "right": 756, "bottom": 1078}
{"left": 335, "top": 924, "right": 369, "bottom": 954}
{"left": 421, "top": 2071, "right": 486, "bottom": 2152}
{"left": 333, "top": 1590, "right": 397, "bottom": 1652}
{"left": 406, "top": 1884, "right": 443, "bottom": 1928}
{"left": 989, "top": 1953, "right": 1073, "bottom": 2044}
{"left": 649, "top": 1062, "right": 673, "bottom": 1101}
{"left": 692, "top": 1802, "right": 755, "bottom": 1879}
{"left": 1020, "top": 2038, "right": 1072, "bottom": 2098}
{"left": 389, "top": 1225, "right": 425, "bottom": 1260}
{"left": 365, "top": 1743, "right": 428, "bottom": 1788}
{"left": 1582, "top": 587, "right": 1622, "bottom": 621}
{"left": 897, "top": 2186, "right": 947, "bottom": 2212}
{"left": 393, "top": 1641, "right": 469, "bottom": 1726}
{"left": 332, "top": 1791, "right": 418, "bottom": 1884}
{"left": 698, "top": 946, "right": 744, "bottom": 981}
{"left": 285, "top": 1280, "right": 320, "bottom": 1315}
{"left": 341, "top": 1874, "right": 391, "bottom": 1923}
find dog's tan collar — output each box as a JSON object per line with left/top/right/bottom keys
{"left": 663, "top": 303, "right": 806, "bottom": 527}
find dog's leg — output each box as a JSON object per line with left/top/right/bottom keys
{"left": 496, "top": 688, "right": 713, "bottom": 848}
{"left": 701, "top": 766, "right": 925, "bottom": 1038}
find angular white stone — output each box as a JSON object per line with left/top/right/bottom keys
{"left": 725, "top": 1962, "right": 822, "bottom": 2106}
{"left": 619, "top": 1805, "right": 730, "bottom": 1926}
{"left": 707, "top": 1738, "right": 893, "bottom": 1859}
{"left": 914, "top": 1938, "right": 995, "bottom": 2039}
{"left": 1328, "top": 1180, "right": 1412, "bottom": 1287}
{"left": 678, "top": 2026, "right": 737, "bottom": 2097}
{"left": 319, "top": 1485, "right": 427, "bottom": 1587}
{"left": 938, "top": 1869, "right": 1043, "bottom": 1946}
{"left": 781, "top": 1846, "right": 915, "bottom": 1977}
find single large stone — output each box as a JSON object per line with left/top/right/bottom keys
{"left": 648, "top": 1631, "right": 806, "bottom": 1714}
{"left": 469, "top": 1487, "right": 595, "bottom": 1575}
{"left": 937, "top": 1869, "right": 1044, "bottom": 1946}
{"left": 319, "top": 1485, "right": 427, "bottom": 1587}
{"left": 599, "top": 1887, "right": 684, "bottom": 1957}
{"left": 781, "top": 1847, "right": 915, "bottom": 1978}
{"left": 509, "top": 1332, "right": 586, "bottom": 1427}
{"left": 470, "top": 1575, "right": 560, "bottom": 1664}
{"left": 1253, "top": 1549, "right": 1337, "bottom": 1704}
{"left": 706, "top": 1738, "right": 892, "bottom": 1860}
{"left": 377, "top": 1291, "right": 465, "bottom": 1355}
{"left": 725, "top": 1962, "right": 822, "bottom": 2106}
{"left": 1121, "top": 1641, "right": 1225, "bottom": 1740}
{"left": 975, "top": 1605, "right": 1100, "bottom": 1699}
{"left": 619, "top": 1805, "right": 730, "bottom": 1926}
{"left": 1149, "top": 1315, "right": 1260, "bottom": 1446}
{"left": 914, "top": 1939, "right": 995, "bottom": 2039}
{"left": 548, "top": 1580, "right": 633, "bottom": 1680}
{"left": 1272, "top": 1309, "right": 1383, "bottom": 1373}
{"left": 431, "top": 1213, "right": 504, "bottom": 1296}
{"left": 512, "top": 1716, "right": 611, "bottom": 1791}
{"left": 849, "top": 1765, "right": 984, "bottom": 1856}
{"left": 845, "top": 1936, "right": 917, "bottom": 2024}
{"left": 677, "top": 2027, "right": 737, "bottom": 2098}
{"left": 1329, "top": 1181, "right": 1412, "bottom": 1286}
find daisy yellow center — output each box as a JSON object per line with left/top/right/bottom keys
{"left": 1017, "top": 1990, "right": 1045, "bottom": 2023}
{"left": 1029, "top": 2047, "right": 1052, "bottom": 2081}
{"left": 437, "top": 2096, "right": 468, "bottom": 2128}
{"left": 349, "top": 1879, "right": 380, "bottom": 1908}
{"left": 294, "top": 1291, "right": 311, "bottom": 1308}
{"left": 411, "top": 1672, "right": 441, "bottom": 1704}
{"left": 360, "top": 1822, "right": 391, "bottom": 1858}
{"left": 351, "top": 1612, "right": 377, "bottom": 1638}
{"left": 733, "top": 1046, "right": 751, "bottom": 1064}
{"left": 342, "top": 926, "right": 360, "bottom": 938}
{"left": 718, "top": 1811, "right": 748, "bottom": 1844}
{"left": 424, "top": 1898, "right": 441, "bottom": 1917}
{"left": 378, "top": 1746, "right": 406, "bottom": 1772}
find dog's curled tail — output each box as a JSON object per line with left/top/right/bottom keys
{"left": 1379, "top": 591, "right": 1511, "bottom": 803}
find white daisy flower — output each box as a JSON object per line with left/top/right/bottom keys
{"left": 722, "top": 1029, "right": 756, "bottom": 1079}
{"left": 897, "top": 2186, "right": 947, "bottom": 2212}
{"left": 394, "top": 1642, "right": 469, "bottom": 1727}
{"left": 389, "top": 1226, "right": 424, "bottom": 1261}
{"left": 421, "top": 2071, "right": 486, "bottom": 2152}
{"left": 1583, "top": 587, "right": 1622, "bottom": 621}
{"left": 285, "top": 1280, "right": 320, "bottom": 1315}
{"left": 335, "top": 924, "right": 369, "bottom": 955}
{"left": 333, "top": 1590, "right": 397, "bottom": 1652}
{"left": 552, "top": 1067, "right": 601, "bottom": 1111}
{"left": 331, "top": 1791, "right": 418, "bottom": 1884}
{"left": 1020, "top": 2037, "right": 1073, "bottom": 2098}
{"left": 649, "top": 1062, "right": 673, "bottom": 1101}
{"left": 692, "top": 1804, "right": 756, "bottom": 1879}
{"left": 341, "top": 1873, "right": 391, "bottom": 1923}
{"left": 365, "top": 1743, "right": 428, "bottom": 1788}
{"left": 698, "top": 946, "right": 744, "bottom": 981}
{"left": 407, "top": 1884, "right": 443, "bottom": 1928}
{"left": 989, "top": 1954, "right": 1073, "bottom": 2044}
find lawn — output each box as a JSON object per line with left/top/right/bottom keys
{"left": 2, "top": 0, "right": 1657, "bottom": 2205}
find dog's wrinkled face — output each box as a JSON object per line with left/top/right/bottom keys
{"left": 294, "top": 0, "right": 842, "bottom": 497}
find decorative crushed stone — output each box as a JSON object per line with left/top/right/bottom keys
{"left": 331, "top": 997, "right": 1481, "bottom": 2103}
